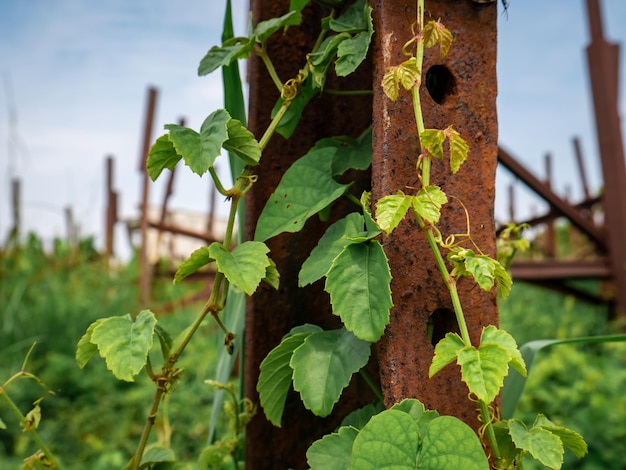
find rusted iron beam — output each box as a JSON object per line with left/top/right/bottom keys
{"left": 585, "top": 0, "right": 626, "bottom": 318}
{"left": 372, "top": 0, "right": 499, "bottom": 430}
{"left": 146, "top": 220, "right": 220, "bottom": 244}
{"left": 105, "top": 155, "right": 117, "bottom": 261}
{"left": 498, "top": 146, "right": 606, "bottom": 250}
{"left": 544, "top": 153, "right": 556, "bottom": 258}
{"left": 572, "top": 137, "right": 591, "bottom": 200}
{"left": 510, "top": 258, "right": 612, "bottom": 280}
{"left": 496, "top": 195, "right": 600, "bottom": 235}
{"left": 138, "top": 86, "right": 158, "bottom": 308}
{"left": 244, "top": 2, "right": 375, "bottom": 468}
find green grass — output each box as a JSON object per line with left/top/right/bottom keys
{"left": 0, "top": 234, "right": 224, "bottom": 469}
{"left": 500, "top": 282, "right": 626, "bottom": 469}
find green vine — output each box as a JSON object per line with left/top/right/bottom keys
{"left": 67, "top": 1, "right": 588, "bottom": 469}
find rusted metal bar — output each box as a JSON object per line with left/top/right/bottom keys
{"left": 498, "top": 146, "right": 606, "bottom": 250}
{"left": 496, "top": 195, "right": 601, "bottom": 235}
{"left": 572, "top": 137, "right": 591, "bottom": 200}
{"left": 105, "top": 155, "right": 117, "bottom": 261}
{"left": 146, "top": 221, "right": 219, "bottom": 244}
{"left": 520, "top": 280, "right": 610, "bottom": 306}
{"left": 510, "top": 258, "right": 612, "bottom": 280}
{"left": 585, "top": 0, "right": 626, "bottom": 318}
{"left": 372, "top": 0, "right": 498, "bottom": 430}
{"left": 508, "top": 183, "right": 515, "bottom": 222}
{"left": 244, "top": 2, "right": 375, "bottom": 467}
{"left": 138, "top": 86, "right": 158, "bottom": 308}
{"left": 544, "top": 153, "right": 556, "bottom": 258}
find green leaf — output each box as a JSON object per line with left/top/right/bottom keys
{"left": 429, "top": 332, "right": 465, "bottom": 377}
{"left": 147, "top": 134, "right": 182, "bottom": 181}
{"left": 351, "top": 410, "right": 418, "bottom": 469}
{"left": 419, "top": 416, "right": 490, "bottom": 470}
{"left": 325, "top": 241, "right": 392, "bottom": 342}
{"left": 290, "top": 0, "right": 310, "bottom": 12}
{"left": 291, "top": 328, "right": 371, "bottom": 417}
{"left": 420, "top": 129, "right": 446, "bottom": 160}
{"left": 0, "top": 417, "right": 5, "bottom": 430}
{"left": 308, "top": 33, "right": 351, "bottom": 89}
{"left": 262, "top": 258, "right": 280, "bottom": 289}
{"left": 381, "top": 58, "right": 419, "bottom": 101}
{"left": 197, "top": 109, "right": 231, "bottom": 174}
{"left": 307, "top": 425, "right": 358, "bottom": 470}
{"left": 494, "top": 260, "right": 512, "bottom": 299}
{"left": 253, "top": 10, "right": 302, "bottom": 43}
{"left": 341, "top": 402, "right": 385, "bottom": 430}
{"left": 311, "top": 126, "right": 372, "bottom": 176}
{"left": 391, "top": 398, "right": 440, "bottom": 440}
{"left": 336, "top": 30, "right": 372, "bottom": 77}
{"left": 173, "top": 246, "right": 214, "bottom": 284}
{"left": 139, "top": 446, "right": 176, "bottom": 467}
{"left": 480, "top": 325, "right": 526, "bottom": 377}
{"left": 272, "top": 75, "right": 317, "bottom": 138}
{"left": 507, "top": 419, "right": 564, "bottom": 469}
{"left": 209, "top": 241, "right": 270, "bottom": 296}
{"left": 445, "top": 127, "right": 469, "bottom": 174}
{"left": 375, "top": 191, "right": 411, "bottom": 235}
{"left": 257, "top": 325, "right": 322, "bottom": 426}
{"left": 457, "top": 343, "right": 510, "bottom": 403}
{"left": 464, "top": 251, "right": 496, "bottom": 291}
{"left": 89, "top": 310, "right": 157, "bottom": 382}
{"left": 76, "top": 318, "right": 105, "bottom": 368}
{"left": 541, "top": 424, "right": 587, "bottom": 459}
{"left": 254, "top": 147, "right": 348, "bottom": 241}
{"left": 411, "top": 185, "right": 448, "bottom": 225}
{"left": 223, "top": 118, "right": 261, "bottom": 165}
{"left": 299, "top": 212, "right": 365, "bottom": 286}
{"left": 492, "top": 421, "right": 522, "bottom": 467}
{"left": 329, "top": 0, "right": 369, "bottom": 33}
{"left": 422, "top": 20, "right": 454, "bottom": 60}
{"left": 154, "top": 324, "right": 173, "bottom": 361}
{"left": 198, "top": 38, "right": 254, "bottom": 76}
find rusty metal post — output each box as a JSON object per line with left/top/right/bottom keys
{"left": 508, "top": 183, "right": 515, "bottom": 223}
{"left": 572, "top": 137, "right": 591, "bottom": 201}
{"left": 138, "top": 87, "right": 158, "bottom": 308}
{"left": 244, "top": 2, "right": 374, "bottom": 468}
{"left": 544, "top": 153, "right": 556, "bottom": 258}
{"left": 105, "top": 155, "right": 117, "bottom": 262}
{"left": 585, "top": 0, "right": 626, "bottom": 318}
{"left": 371, "top": 0, "right": 499, "bottom": 429}
{"left": 10, "top": 178, "right": 21, "bottom": 241}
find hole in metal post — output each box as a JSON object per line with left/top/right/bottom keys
{"left": 426, "top": 65, "right": 456, "bottom": 104}
{"left": 427, "top": 308, "right": 459, "bottom": 347}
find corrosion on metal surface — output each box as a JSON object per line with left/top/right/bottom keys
{"left": 371, "top": 0, "right": 499, "bottom": 429}
{"left": 244, "top": 2, "right": 375, "bottom": 468}
{"left": 585, "top": 0, "right": 626, "bottom": 317}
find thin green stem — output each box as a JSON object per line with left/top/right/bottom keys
{"left": 131, "top": 387, "right": 166, "bottom": 469}
{"left": 259, "top": 103, "right": 290, "bottom": 151}
{"left": 359, "top": 369, "right": 384, "bottom": 403}
{"left": 0, "top": 390, "right": 64, "bottom": 469}
{"left": 479, "top": 400, "right": 502, "bottom": 463}
{"left": 258, "top": 46, "right": 284, "bottom": 93}
{"left": 209, "top": 167, "right": 230, "bottom": 196}
{"left": 323, "top": 89, "right": 373, "bottom": 96}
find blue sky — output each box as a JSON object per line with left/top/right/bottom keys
{"left": 1, "top": 1, "right": 625, "bottom": 254}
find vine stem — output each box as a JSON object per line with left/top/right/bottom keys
{"left": 412, "top": 0, "right": 501, "bottom": 463}
{"left": 129, "top": 81, "right": 293, "bottom": 470}
{"left": 0, "top": 389, "right": 64, "bottom": 469}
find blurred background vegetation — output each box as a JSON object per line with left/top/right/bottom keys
{"left": 1, "top": 225, "right": 625, "bottom": 468}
